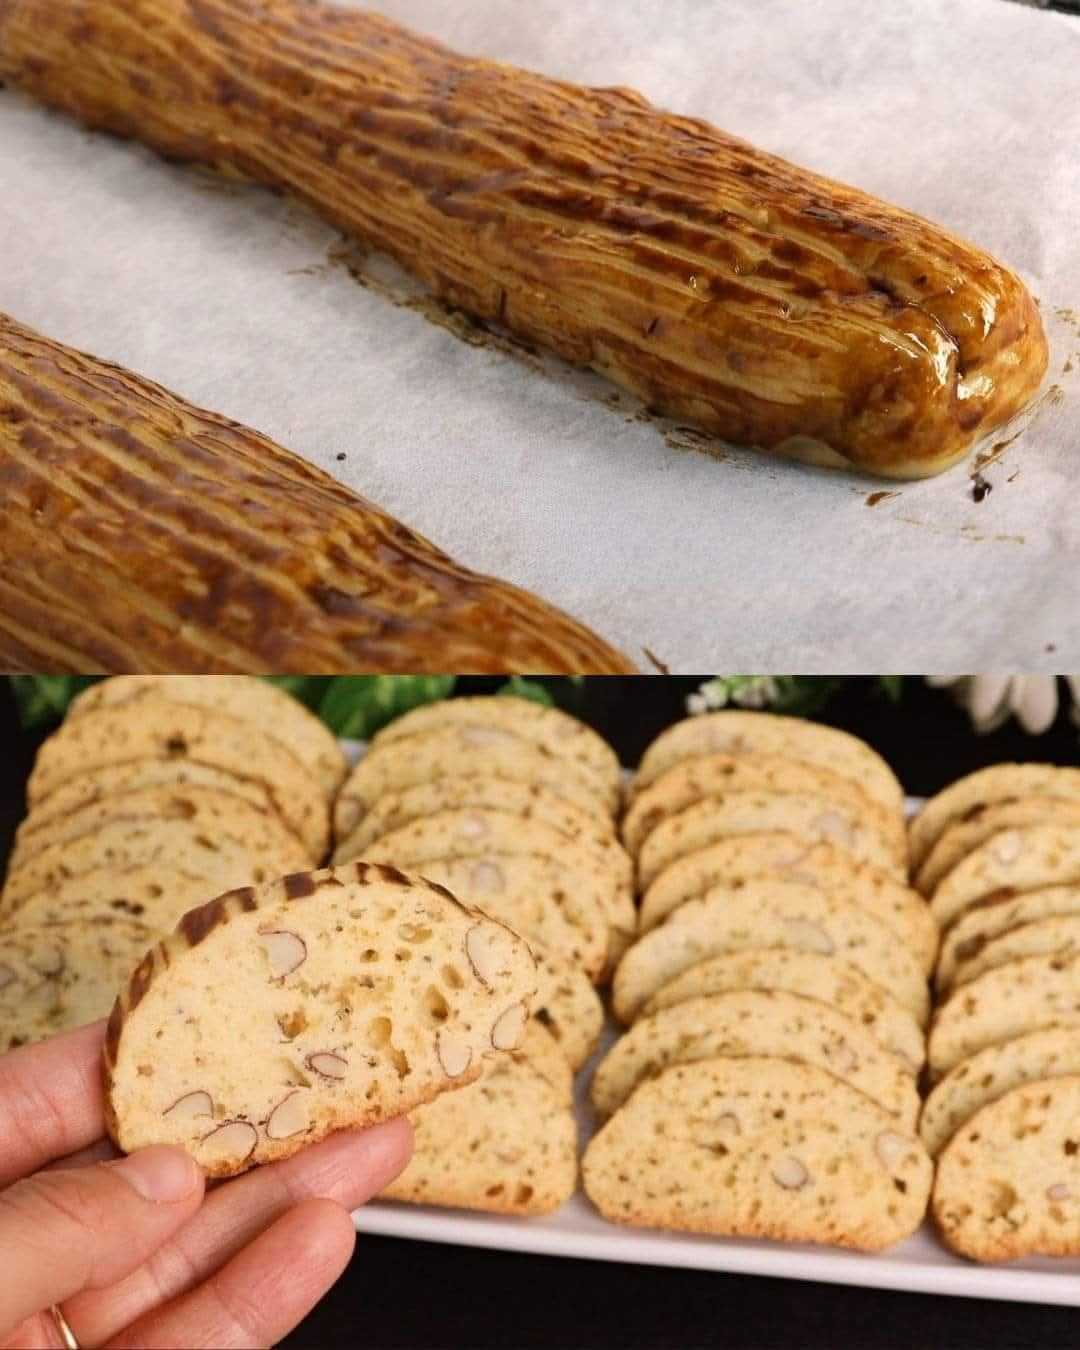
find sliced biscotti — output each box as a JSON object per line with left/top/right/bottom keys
{"left": 371, "top": 697, "right": 621, "bottom": 810}
{"left": 952, "top": 915, "right": 1080, "bottom": 990}
{"left": 916, "top": 797, "right": 1080, "bottom": 896}
{"left": 5, "top": 785, "right": 306, "bottom": 884}
{"left": 2, "top": 796, "right": 310, "bottom": 912}
{"left": 930, "top": 825, "right": 1080, "bottom": 934}
{"left": 641, "top": 949, "right": 925, "bottom": 1073}
{"left": 334, "top": 729, "right": 612, "bottom": 843}
{"left": 27, "top": 699, "right": 329, "bottom": 859}
{"left": 530, "top": 943, "right": 605, "bottom": 1070}
{"left": 927, "top": 952, "right": 1080, "bottom": 1080}
{"left": 12, "top": 865, "right": 224, "bottom": 932}
{"left": 103, "top": 862, "right": 537, "bottom": 1177}
{"left": 909, "top": 763, "right": 1080, "bottom": 872}
{"left": 590, "top": 991, "right": 919, "bottom": 1125}
{"left": 936, "top": 885, "right": 1080, "bottom": 994}
{"left": 12, "top": 761, "right": 278, "bottom": 854}
{"left": 920, "top": 1028, "right": 1080, "bottom": 1157}
{"left": 621, "top": 752, "right": 905, "bottom": 865}
{"left": 932, "top": 1076, "right": 1080, "bottom": 1261}
{"left": 637, "top": 791, "right": 905, "bottom": 890}
{"left": 632, "top": 711, "right": 905, "bottom": 817}
{"left": 381, "top": 1032, "right": 577, "bottom": 1216}
{"left": 639, "top": 834, "right": 936, "bottom": 974}
{"left": 583, "top": 1057, "right": 931, "bottom": 1251}
{"left": 69, "top": 675, "right": 348, "bottom": 796}
{"left": 613, "top": 881, "right": 930, "bottom": 1025}
{"left": 0, "top": 917, "right": 155, "bottom": 1051}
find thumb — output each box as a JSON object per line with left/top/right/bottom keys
{"left": 0, "top": 1146, "right": 204, "bottom": 1335}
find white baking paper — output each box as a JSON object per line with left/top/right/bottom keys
{"left": 1, "top": 0, "right": 1078, "bottom": 671}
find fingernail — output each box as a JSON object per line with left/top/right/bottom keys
{"left": 115, "top": 1146, "right": 201, "bottom": 1203}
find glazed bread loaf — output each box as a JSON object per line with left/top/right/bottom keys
{"left": 104, "top": 861, "right": 538, "bottom": 1176}
{"left": 0, "top": 0, "right": 1047, "bottom": 478}
{"left": 0, "top": 314, "right": 633, "bottom": 674}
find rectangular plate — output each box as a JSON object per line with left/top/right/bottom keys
{"left": 351, "top": 783, "right": 1080, "bottom": 1302}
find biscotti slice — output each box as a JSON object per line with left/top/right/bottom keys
{"left": 334, "top": 729, "right": 612, "bottom": 843}
{"left": 920, "top": 1028, "right": 1080, "bottom": 1157}
{"left": 639, "top": 834, "right": 936, "bottom": 974}
{"left": 104, "top": 861, "right": 537, "bottom": 1177}
{"left": 917, "top": 798, "right": 1080, "bottom": 896}
{"left": 590, "top": 990, "right": 919, "bottom": 1125}
{"left": 932, "top": 1076, "right": 1080, "bottom": 1261}
{"left": 613, "top": 881, "right": 929, "bottom": 1024}
{"left": 359, "top": 809, "right": 632, "bottom": 954}
{"left": 379, "top": 855, "right": 606, "bottom": 980}
{"left": 0, "top": 917, "right": 155, "bottom": 1051}
{"left": 12, "top": 761, "right": 280, "bottom": 858}
{"left": 381, "top": 1036, "right": 577, "bottom": 1216}
{"left": 927, "top": 952, "right": 1080, "bottom": 1080}
{"left": 952, "top": 915, "right": 1080, "bottom": 990}
{"left": 530, "top": 942, "right": 605, "bottom": 1070}
{"left": 930, "top": 825, "right": 1080, "bottom": 934}
{"left": 583, "top": 1057, "right": 931, "bottom": 1251}
{"left": 633, "top": 712, "right": 904, "bottom": 816}
{"left": 621, "top": 751, "right": 905, "bottom": 865}
{"left": 909, "top": 764, "right": 1080, "bottom": 872}
{"left": 12, "top": 865, "right": 224, "bottom": 931}
{"left": 69, "top": 675, "right": 348, "bottom": 796}
{"left": 936, "top": 885, "right": 1080, "bottom": 994}
{"left": 372, "top": 697, "right": 621, "bottom": 810}
{"left": 2, "top": 796, "right": 310, "bottom": 911}
{"left": 637, "top": 790, "right": 905, "bottom": 890}
{"left": 641, "top": 949, "right": 925, "bottom": 1074}
{"left": 28, "top": 699, "right": 329, "bottom": 859}
{"left": 5, "top": 785, "right": 306, "bottom": 882}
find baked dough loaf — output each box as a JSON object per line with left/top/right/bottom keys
{"left": 583, "top": 1057, "right": 932, "bottom": 1250}
{"left": 0, "top": 314, "right": 633, "bottom": 674}
{"left": 0, "top": 1, "right": 1047, "bottom": 477}
{"left": 104, "top": 861, "right": 537, "bottom": 1176}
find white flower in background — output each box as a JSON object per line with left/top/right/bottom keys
{"left": 687, "top": 676, "right": 781, "bottom": 716}
{"left": 926, "top": 675, "right": 1080, "bottom": 735}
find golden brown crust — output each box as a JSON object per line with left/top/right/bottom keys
{"left": 0, "top": 0, "right": 1048, "bottom": 477}
{"left": 0, "top": 313, "right": 634, "bottom": 672}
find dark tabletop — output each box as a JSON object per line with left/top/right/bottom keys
{"left": 4, "top": 677, "right": 1080, "bottom": 1348}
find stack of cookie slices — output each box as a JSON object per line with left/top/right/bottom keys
{"left": 333, "top": 696, "right": 631, "bottom": 1215}
{"left": 0, "top": 676, "right": 343, "bottom": 1051}
{"left": 584, "top": 711, "right": 937, "bottom": 1253}
{"left": 912, "top": 766, "right": 1080, "bottom": 1261}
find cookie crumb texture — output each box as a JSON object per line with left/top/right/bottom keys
{"left": 933, "top": 1075, "right": 1080, "bottom": 1261}
{"left": 104, "top": 864, "right": 537, "bottom": 1176}
{"left": 583, "top": 1057, "right": 931, "bottom": 1252}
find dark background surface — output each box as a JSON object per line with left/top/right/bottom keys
{"left": 3, "top": 676, "right": 1080, "bottom": 1348}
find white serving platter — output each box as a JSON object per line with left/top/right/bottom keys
{"left": 351, "top": 779, "right": 1080, "bottom": 1303}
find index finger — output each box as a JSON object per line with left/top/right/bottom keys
{"left": 0, "top": 1020, "right": 107, "bottom": 1187}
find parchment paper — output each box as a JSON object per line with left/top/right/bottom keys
{"left": 1, "top": 0, "right": 1078, "bottom": 672}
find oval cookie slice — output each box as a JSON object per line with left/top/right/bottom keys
{"left": 952, "top": 914, "right": 1080, "bottom": 990}
{"left": 637, "top": 790, "right": 905, "bottom": 890}
{"left": 583, "top": 1057, "right": 931, "bottom": 1252}
{"left": 633, "top": 712, "right": 904, "bottom": 816}
{"left": 640, "top": 949, "right": 925, "bottom": 1073}
{"left": 920, "top": 1027, "right": 1080, "bottom": 1157}
{"left": 933, "top": 1075, "right": 1080, "bottom": 1261}
{"left": 936, "top": 885, "right": 1080, "bottom": 994}
{"left": 930, "top": 825, "right": 1080, "bottom": 934}
{"left": 917, "top": 797, "right": 1080, "bottom": 897}
{"left": 371, "top": 697, "right": 621, "bottom": 809}
{"left": 927, "top": 951, "right": 1080, "bottom": 1080}
{"left": 590, "top": 990, "right": 919, "bottom": 1125}
{"left": 621, "top": 752, "right": 904, "bottom": 864}
{"left": 0, "top": 917, "right": 155, "bottom": 1051}
{"left": 12, "top": 865, "right": 225, "bottom": 933}
{"left": 613, "top": 880, "right": 929, "bottom": 1025}
{"left": 103, "top": 862, "right": 537, "bottom": 1177}
{"left": 638, "top": 833, "right": 936, "bottom": 974}
{"left": 69, "top": 675, "right": 348, "bottom": 796}
{"left": 530, "top": 943, "right": 605, "bottom": 1070}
